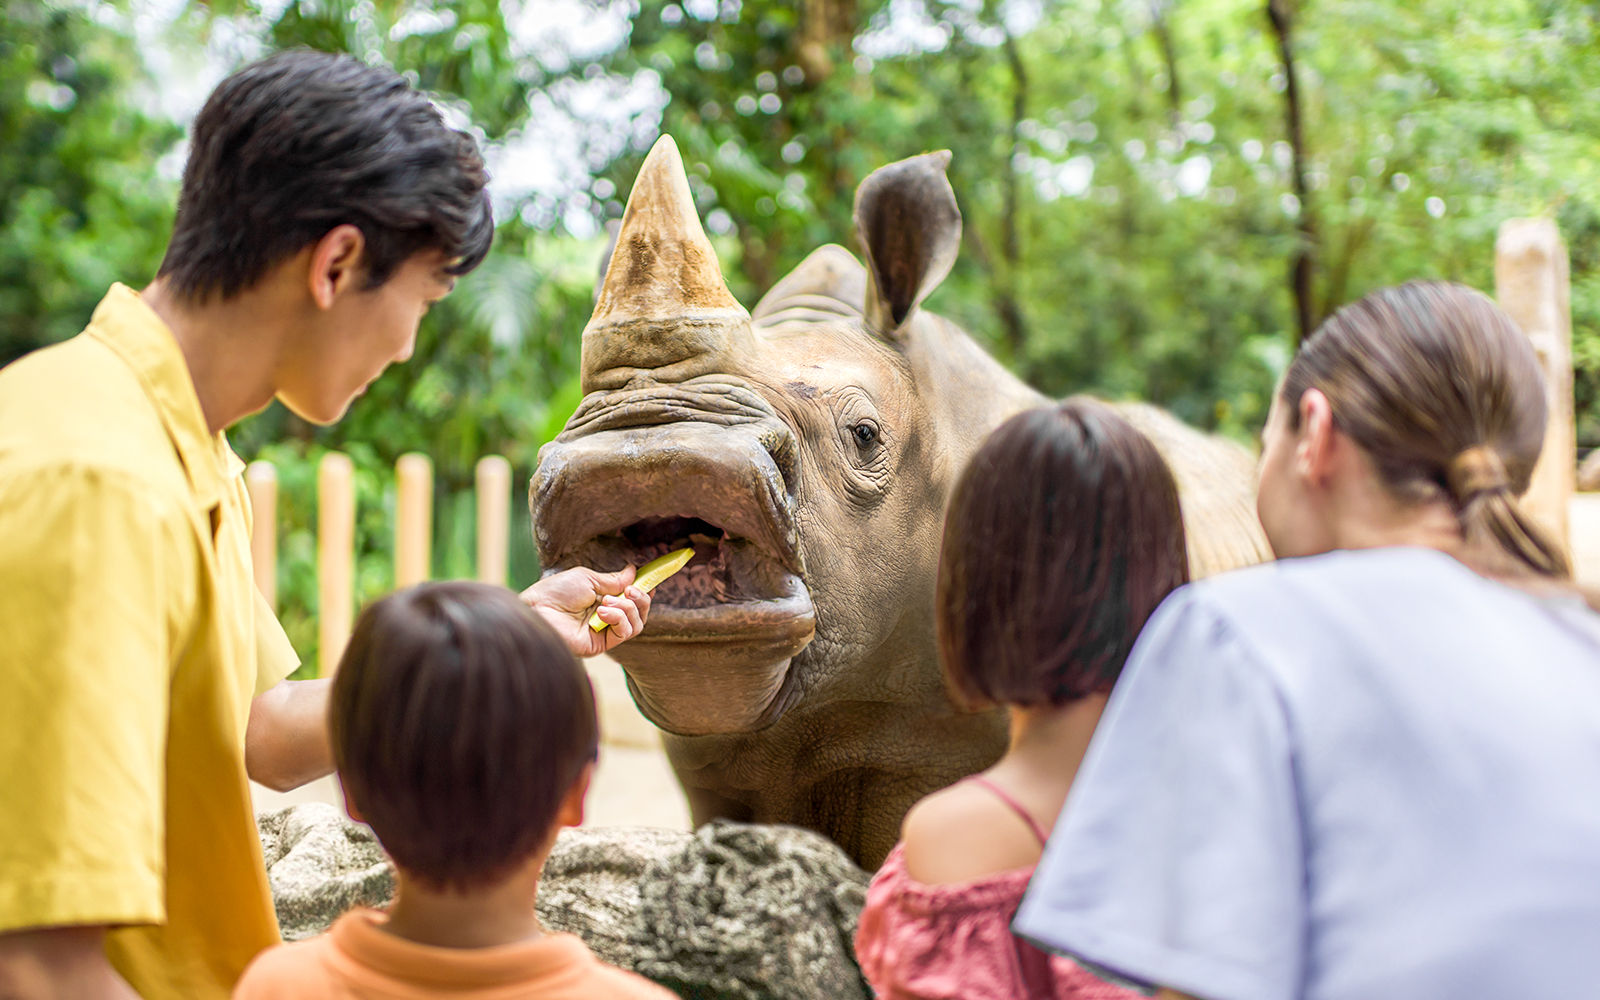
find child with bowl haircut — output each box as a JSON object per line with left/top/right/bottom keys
{"left": 234, "top": 582, "right": 673, "bottom": 999}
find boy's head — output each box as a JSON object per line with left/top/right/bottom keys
{"left": 331, "top": 582, "right": 599, "bottom": 891}
{"left": 158, "top": 50, "right": 493, "bottom": 423}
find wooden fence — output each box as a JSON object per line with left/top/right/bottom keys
{"left": 245, "top": 453, "right": 515, "bottom": 677}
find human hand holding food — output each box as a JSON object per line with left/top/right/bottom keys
{"left": 520, "top": 565, "right": 652, "bottom": 657}
{"left": 587, "top": 547, "right": 693, "bottom": 631}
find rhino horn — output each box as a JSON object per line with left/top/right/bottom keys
{"left": 854, "top": 150, "right": 962, "bottom": 337}
{"left": 582, "top": 135, "right": 756, "bottom": 391}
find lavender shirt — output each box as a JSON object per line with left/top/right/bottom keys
{"left": 1015, "top": 547, "right": 1600, "bottom": 1000}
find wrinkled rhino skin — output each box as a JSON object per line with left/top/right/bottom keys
{"left": 261, "top": 804, "right": 871, "bottom": 1000}
{"left": 532, "top": 138, "right": 1272, "bottom": 869}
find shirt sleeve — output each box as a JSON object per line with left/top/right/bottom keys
{"left": 0, "top": 465, "right": 191, "bottom": 931}
{"left": 253, "top": 587, "right": 301, "bottom": 696}
{"left": 1013, "top": 589, "right": 1306, "bottom": 1000}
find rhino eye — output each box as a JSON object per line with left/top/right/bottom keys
{"left": 852, "top": 421, "right": 879, "bottom": 449}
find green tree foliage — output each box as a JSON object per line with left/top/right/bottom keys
{"left": 0, "top": 0, "right": 180, "bottom": 363}
{"left": 6, "top": 0, "right": 1600, "bottom": 669}
{"left": 605, "top": 0, "right": 1600, "bottom": 433}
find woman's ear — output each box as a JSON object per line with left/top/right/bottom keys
{"left": 555, "top": 760, "right": 595, "bottom": 829}
{"left": 1296, "top": 387, "right": 1338, "bottom": 486}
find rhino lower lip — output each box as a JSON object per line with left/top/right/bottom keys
{"left": 554, "top": 516, "right": 815, "bottom": 736}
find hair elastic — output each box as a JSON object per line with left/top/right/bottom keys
{"left": 1446, "top": 445, "right": 1509, "bottom": 504}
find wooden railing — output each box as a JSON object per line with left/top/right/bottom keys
{"left": 245, "top": 453, "right": 514, "bottom": 676}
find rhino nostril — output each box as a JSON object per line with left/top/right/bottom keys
{"left": 761, "top": 424, "right": 801, "bottom": 499}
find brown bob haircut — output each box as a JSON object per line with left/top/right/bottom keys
{"left": 937, "top": 398, "right": 1190, "bottom": 708}
{"left": 330, "top": 582, "right": 598, "bottom": 890}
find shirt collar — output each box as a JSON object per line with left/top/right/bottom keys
{"left": 332, "top": 909, "right": 595, "bottom": 988}
{"left": 86, "top": 283, "right": 230, "bottom": 510}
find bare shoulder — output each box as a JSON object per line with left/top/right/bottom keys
{"left": 899, "top": 781, "right": 1042, "bottom": 885}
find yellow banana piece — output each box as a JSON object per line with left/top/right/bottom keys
{"left": 588, "top": 546, "right": 695, "bottom": 631}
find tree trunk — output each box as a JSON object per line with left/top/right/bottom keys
{"left": 799, "top": 0, "right": 857, "bottom": 83}
{"left": 997, "top": 33, "right": 1030, "bottom": 362}
{"left": 1150, "top": 0, "right": 1182, "bottom": 116}
{"left": 1267, "top": 0, "right": 1317, "bottom": 347}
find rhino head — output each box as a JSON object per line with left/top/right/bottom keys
{"left": 533, "top": 137, "right": 1268, "bottom": 867}
{"left": 532, "top": 137, "right": 1042, "bottom": 864}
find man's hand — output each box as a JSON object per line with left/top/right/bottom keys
{"left": 520, "top": 566, "right": 652, "bottom": 657}
{"left": 246, "top": 679, "right": 334, "bottom": 792}
{"left": 0, "top": 926, "right": 140, "bottom": 1000}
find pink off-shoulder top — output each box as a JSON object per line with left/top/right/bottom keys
{"left": 854, "top": 778, "right": 1139, "bottom": 1000}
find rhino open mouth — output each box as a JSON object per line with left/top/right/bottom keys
{"left": 532, "top": 396, "right": 816, "bottom": 736}
{"left": 556, "top": 513, "right": 814, "bottom": 638}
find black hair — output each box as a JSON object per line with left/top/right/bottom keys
{"left": 157, "top": 49, "right": 493, "bottom": 300}
{"left": 331, "top": 582, "right": 599, "bottom": 890}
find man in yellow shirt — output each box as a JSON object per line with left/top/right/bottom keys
{"left": 0, "top": 51, "right": 652, "bottom": 1000}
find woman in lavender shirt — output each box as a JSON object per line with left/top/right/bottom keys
{"left": 1015, "top": 282, "right": 1600, "bottom": 1000}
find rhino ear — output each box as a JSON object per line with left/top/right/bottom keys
{"left": 853, "top": 150, "right": 962, "bottom": 337}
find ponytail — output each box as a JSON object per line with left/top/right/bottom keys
{"left": 1283, "top": 281, "right": 1568, "bottom": 582}
{"left": 1447, "top": 446, "right": 1571, "bottom": 579}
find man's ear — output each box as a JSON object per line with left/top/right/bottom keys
{"left": 853, "top": 150, "right": 962, "bottom": 338}
{"left": 555, "top": 760, "right": 595, "bottom": 829}
{"left": 308, "top": 224, "right": 367, "bottom": 310}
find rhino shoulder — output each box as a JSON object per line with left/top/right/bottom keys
{"left": 1112, "top": 402, "right": 1274, "bottom": 578}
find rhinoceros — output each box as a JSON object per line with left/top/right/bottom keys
{"left": 532, "top": 135, "right": 1270, "bottom": 868}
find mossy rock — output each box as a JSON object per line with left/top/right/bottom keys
{"left": 258, "top": 804, "right": 870, "bottom": 1000}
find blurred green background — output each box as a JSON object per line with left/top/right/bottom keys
{"left": 6, "top": 0, "right": 1600, "bottom": 673}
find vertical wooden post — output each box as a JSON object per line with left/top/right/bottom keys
{"left": 318, "top": 452, "right": 355, "bottom": 677}
{"left": 1495, "top": 219, "right": 1574, "bottom": 551}
{"left": 394, "top": 453, "right": 432, "bottom": 589}
{"left": 245, "top": 461, "right": 278, "bottom": 611}
{"left": 476, "top": 455, "right": 511, "bottom": 586}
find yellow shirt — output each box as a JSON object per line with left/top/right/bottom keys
{"left": 0, "top": 284, "right": 300, "bottom": 999}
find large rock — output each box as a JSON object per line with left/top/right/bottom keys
{"left": 259, "top": 804, "right": 871, "bottom": 1000}
{"left": 259, "top": 803, "right": 393, "bottom": 939}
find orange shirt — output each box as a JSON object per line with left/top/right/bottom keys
{"left": 232, "top": 909, "right": 675, "bottom": 1000}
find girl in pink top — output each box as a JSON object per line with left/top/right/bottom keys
{"left": 855, "top": 398, "right": 1190, "bottom": 1000}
